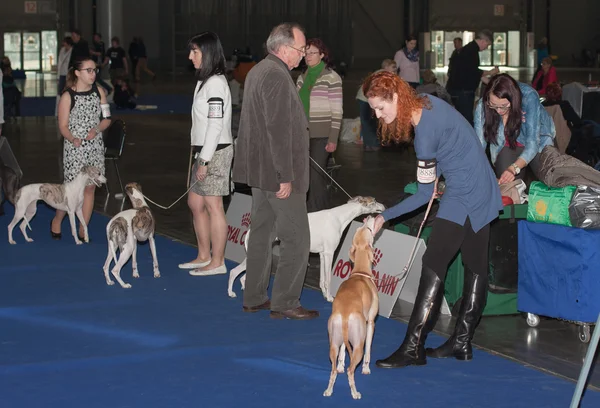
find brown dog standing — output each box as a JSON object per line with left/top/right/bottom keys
{"left": 323, "top": 216, "right": 379, "bottom": 400}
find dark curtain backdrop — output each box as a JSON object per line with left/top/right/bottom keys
{"left": 172, "top": 0, "right": 353, "bottom": 70}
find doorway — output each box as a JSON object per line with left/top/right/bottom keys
{"left": 3, "top": 30, "right": 57, "bottom": 72}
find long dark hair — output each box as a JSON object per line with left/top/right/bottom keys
{"left": 65, "top": 57, "right": 95, "bottom": 93}
{"left": 187, "top": 31, "right": 226, "bottom": 91}
{"left": 482, "top": 74, "right": 523, "bottom": 148}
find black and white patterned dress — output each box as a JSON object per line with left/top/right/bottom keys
{"left": 63, "top": 84, "right": 105, "bottom": 183}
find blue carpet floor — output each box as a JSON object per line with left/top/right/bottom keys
{"left": 20, "top": 94, "right": 193, "bottom": 117}
{"left": 1, "top": 205, "right": 598, "bottom": 407}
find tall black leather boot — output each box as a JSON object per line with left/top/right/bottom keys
{"left": 426, "top": 268, "right": 488, "bottom": 361}
{"left": 376, "top": 266, "right": 444, "bottom": 368}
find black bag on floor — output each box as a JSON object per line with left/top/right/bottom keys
{"left": 487, "top": 205, "right": 523, "bottom": 294}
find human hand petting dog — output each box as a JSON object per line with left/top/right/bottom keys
{"left": 367, "top": 214, "right": 386, "bottom": 235}
{"left": 196, "top": 165, "right": 208, "bottom": 181}
{"left": 276, "top": 182, "right": 291, "bottom": 199}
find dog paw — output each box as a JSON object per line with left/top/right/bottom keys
{"left": 362, "top": 366, "right": 371, "bottom": 375}
{"left": 9, "top": 240, "right": 16, "bottom": 245}
{"left": 323, "top": 389, "right": 333, "bottom": 397}
{"left": 75, "top": 240, "right": 82, "bottom": 245}
{"left": 132, "top": 270, "right": 140, "bottom": 278}
{"left": 25, "top": 238, "right": 34, "bottom": 243}
{"left": 153, "top": 271, "right": 161, "bottom": 278}
{"left": 106, "top": 280, "right": 115, "bottom": 286}
{"left": 351, "top": 391, "right": 362, "bottom": 400}
{"left": 121, "top": 283, "right": 132, "bottom": 289}
{"left": 228, "top": 290, "right": 237, "bottom": 298}
{"left": 326, "top": 295, "right": 334, "bottom": 303}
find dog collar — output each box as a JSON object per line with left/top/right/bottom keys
{"left": 350, "top": 272, "right": 376, "bottom": 281}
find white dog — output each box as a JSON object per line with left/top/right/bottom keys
{"left": 324, "top": 216, "right": 379, "bottom": 400}
{"left": 103, "top": 182, "right": 160, "bottom": 289}
{"left": 228, "top": 196, "right": 385, "bottom": 301}
{"left": 8, "top": 166, "right": 106, "bottom": 245}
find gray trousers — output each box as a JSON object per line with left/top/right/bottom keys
{"left": 244, "top": 188, "right": 310, "bottom": 312}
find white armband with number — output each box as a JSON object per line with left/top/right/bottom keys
{"left": 101, "top": 103, "right": 111, "bottom": 119}
{"left": 416, "top": 159, "right": 437, "bottom": 184}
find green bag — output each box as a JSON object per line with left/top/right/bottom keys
{"left": 527, "top": 181, "right": 576, "bottom": 227}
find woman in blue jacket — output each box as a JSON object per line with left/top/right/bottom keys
{"left": 364, "top": 71, "right": 503, "bottom": 369}
{"left": 474, "top": 74, "right": 555, "bottom": 184}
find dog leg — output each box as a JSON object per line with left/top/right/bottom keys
{"left": 227, "top": 258, "right": 247, "bottom": 298}
{"left": 111, "top": 243, "right": 134, "bottom": 288}
{"left": 19, "top": 201, "right": 37, "bottom": 243}
{"left": 8, "top": 199, "right": 30, "bottom": 244}
{"left": 132, "top": 238, "right": 139, "bottom": 278}
{"left": 347, "top": 316, "right": 366, "bottom": 400}
{"left": 103, "top": 241, "right": 116, "bottom": 285}
{"left": 319, "top": 252, "right": 326, "bottom": 297}
{"left": 75, "top": 208, "right": 88, "bottom": 243}
{"left": 322, "top": 252, "right": 334, "bottom": 302}
{"left": 68, "top": 211, "right": 82, "bottom": 245}
{"left": 336, "top": 343, "right": 346, "bottom": 373}
{"left": 148, "top": 235, "right": 160, "bottom": 278}
{"left": 324, "top": 315, "right": 342, "bottom": 397}
{"left": 362, "top": 319, "right": 375, "bottom": 375}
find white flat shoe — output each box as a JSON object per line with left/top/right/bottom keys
{"left": 178, "top": 259, "right": 211, "bottom": 269}
{"left": 189, "top": 264, "right": 227, "bottom": 276}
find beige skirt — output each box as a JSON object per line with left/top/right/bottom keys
{"left": 189, "top": 145, "right": 233, "bottom": 196}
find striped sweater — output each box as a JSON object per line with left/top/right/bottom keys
{"left": 296, "top": 68, "right": 343, "bottom": 144}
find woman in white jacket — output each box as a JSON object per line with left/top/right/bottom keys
{"left": 179, "top": 32, "right": 233, "bottom": 276}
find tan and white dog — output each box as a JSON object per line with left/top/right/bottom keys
{"left": 103, "top": 182, "right": 160, "bottom": 288}
{"left": 227, "top": 196, "right": 385, "bottom": 300}
{"left": 7, "top": 166, "right": 106, "bottom": 245}
{"left": 323, "top": 216, "right": 379, "bottom": 400}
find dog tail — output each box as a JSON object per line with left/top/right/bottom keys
{"left": 23, "top": 216, "right": 32, "bottom": 231}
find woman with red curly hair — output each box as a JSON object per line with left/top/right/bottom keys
{"left": 364, "top": 71, "right": 503, "bottom": 369}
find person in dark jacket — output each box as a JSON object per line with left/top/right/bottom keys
{"left": 232, "top": 22, "right": 318, "bottom": 321}
{"left": 445, "top": 30, "right": 498, "bottom": 125}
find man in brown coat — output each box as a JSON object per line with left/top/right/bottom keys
{"left": 233, "top": 22, "right": 318, "bottom": 320}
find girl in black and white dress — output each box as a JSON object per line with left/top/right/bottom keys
{"left": 51, "top": 57, "right": 112, "bottom": 240}
{"left": 178, "top": 32, "right": 233, "bottom": 276}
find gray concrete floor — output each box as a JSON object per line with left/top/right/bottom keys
{"left": 2, "top": 66, "right": 598, "bottom": 390}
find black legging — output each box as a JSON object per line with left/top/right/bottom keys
{"left": 421, "top": 217, "right": 490, "bottom": 282}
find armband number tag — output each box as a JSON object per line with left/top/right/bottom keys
{"left": 207, "top": 97, "right": 224, "bottom": 119}
{"left": 416, "top": 159, "right": 437, "bottom": 184}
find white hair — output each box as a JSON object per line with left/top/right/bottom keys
{"left": 266, "top": 22, "right": 304, "bottom": 54}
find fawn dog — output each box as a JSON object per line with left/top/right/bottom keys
{"left": 324, "top": 216, "right": 379, "bottom": 400}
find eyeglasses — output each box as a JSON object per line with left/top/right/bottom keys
{"left": 78, "top": 68, "right": 99, "bottom": 74}
{"left": 305, "top": 51, "right": 321, "bottom": 56}
{"left": 487, "top": 102, "right": 510, "bottom": 112}
{"left": 286, "top": 45, "right": 306, "bottom": 55}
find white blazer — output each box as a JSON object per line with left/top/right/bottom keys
{"left": 191, "top": 74, "right": 233, "bottom": 162}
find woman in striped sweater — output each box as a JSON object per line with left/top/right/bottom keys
{"left": 296, "top": 38, "right": 343, "bottom": 212}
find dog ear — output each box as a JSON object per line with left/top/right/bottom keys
{"left": 349, "top": 245, "right": 356, "bottom": 263}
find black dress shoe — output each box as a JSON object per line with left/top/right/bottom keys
{"left": 243, "top": 300, "right": 271, "bottom": 313}
{"left": 270, "top": 306, "right": 319, "bottom": 320}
